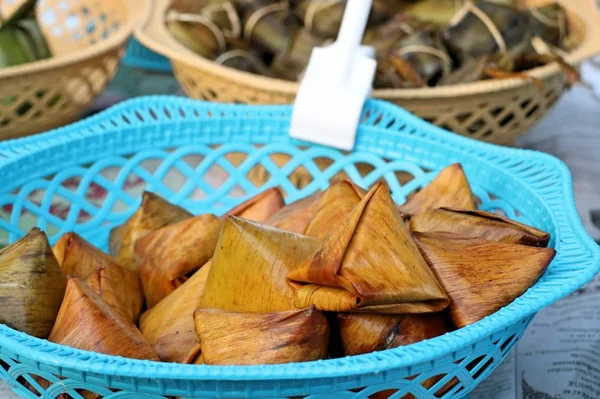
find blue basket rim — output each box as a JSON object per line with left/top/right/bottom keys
{"left": 0, "top": 96, "right": 598, "bottom": 381}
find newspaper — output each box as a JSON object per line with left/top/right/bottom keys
{"left": 472, "top": 275, "right": 600, "bottom": 399}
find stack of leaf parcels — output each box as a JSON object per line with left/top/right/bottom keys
{"left": 0, "top": 163, "right": 555, "bottom": 389}
{"left": 166, "top": 0, "right": 575, "bottom": 88}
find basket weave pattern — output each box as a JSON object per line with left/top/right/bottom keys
{"left": 0, "top": 0, "right": 135, "bottom": 141}
{"left": 0, "top": 97, "right": 597, "bottom": 398}
{"left": 136, "top": 0, "right": 600, "bottom": 145}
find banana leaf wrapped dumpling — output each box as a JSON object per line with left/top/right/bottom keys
{"left": 136, "top": 213, "right": 222, "bottom": 308}
{"left": 225, "top": 186, "right": 285, "bottom": 221}
{"left": 199, "top": 216, "right": 321, "bottom": 312}
{"left": 444, "top": 1, "right": 532, "bottom": 65}
{"left": 384, "top": 28, "right": 453, "bottom": 87}
{"left": 49, "top": 276, "right": 159, "bottom": 361}
{"left": 192, "top": 307, "right": 329, "bottom": 365}
{"left": 271, "top": 28, "right": 328, "bottom": 81}
{"left": 304, "top": 179, "right": 365, "bottom": 239}
{"left": 338, "top": 313, "right": 448, "bottom": 356}
{"left": 0, "top": 228, "right": 66, "bottom": 338}
{"left": 265, "top": 190, "right": 322, "bottom": 234}
{"left": 139, "top": 263, "right": 211, "bottom": 363}
{"left": 529, "top": 3, "right": 568, "bottom": 48}
{"left": 111, "top": 191, "right": 192, "bottom": 270}
{"left": 53, "top": 232, "right": 143, "bottom": 322}
{"left": 409, "top": 207, "right": 550, "bottom": 246}
{"left": 399, "top": 163, "right": 477, "bottom": 216}
{"left": 414, "top": 232, "right": 555, "bottom": 328}
{"left": 288, "top": 182, "right": 449, "bottom": 313}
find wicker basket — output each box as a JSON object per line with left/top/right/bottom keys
{"left": 0, "top": 0, "right": 138, "bottom": 141}
{"left": 0, "top": 97, "right": 598, "bottom": 399}
{"left": 135, "top": 0, "right": 600, "bottom": 145}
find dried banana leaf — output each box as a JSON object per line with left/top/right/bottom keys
{"left": 192, "top": 307, "right": 329, "bottom": 365}
{"left": 53, "top": 233, "right": 143, "bottom": 322}
{"left": 0, "top": 228, "right": 66, "bottom": 338}
{"left": 338, "top": 313, "right": 448, "bottom": 356}
{"left": 413, "top": 232, "right": 555, "bottom": 328}
{"left": 390, "top": 28, "right": 452, "bottom": 86}
{"left": 136, "top": 214, "right": 221, "bottom": 308}
{"left": 403, "top": 0, "right": 462, "bottom": 26}
{"left": 444, "top": 1, "right": 531, "bottom": 65}
{"left": 225, "top": 187, "right": 285, "bottom": 222}
{"left": 166, "top": 10, "right": 226, "bottom": 59}
{"left": 199, "top": 216, "right": 321, "bottom": 312}
{"left": 140, "top": 263, "right": 211, "bottom": 363}
{"left": 438, "top": 55, "right": 489, "bottom": 85}
{"left": 171, "top": 0, "right": 241, "bottom": 38}
{"left": 295, "top": 0, "right": 401, "bottom": 39}
{"left": 236, "top": 0, "right": 294, "bottom": 55}
{"left": 84, "top": 268, "right": 125, "bottom": 318}
{"left": 288, "top": 182, "right": 449, "bottom": 313}
{"left": 265, "top": 191, "right": 322, "bottom": 234}
{"left": 364, "top": 14, "right": 431, "bottom": 57}
{"left": 49, "top": 276, "right": 159, "bottom": 360}
{"left": 214, "top": 48, "right": 272, "bottom": 75}
{"left": 409, "top": 207, "right": 550, "bottom": 246}
{"left": 112, "top": 191, "right": 192, "bottom": 271}
{"left": 529, "top": 3, "right": 567, "bottom": 48}
{"left": 304, "top": 180, "right": 366, "bottom": 239}
{"left": 271, "top": 28, "right": 327, "bottom": 81}
{"left": 399, "top": 163, "right": 476, "bottom": 215}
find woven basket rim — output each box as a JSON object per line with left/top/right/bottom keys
{"left": 0, "top": 0, "right": 138, "bottom": 79}
{"left": 135, "top": 0, "right": 600, "bottom": 99}
{"left": 0, "top": 96, "right": 598, "bottom": 381}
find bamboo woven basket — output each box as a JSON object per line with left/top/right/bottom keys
{"left": 136, "top": 0, "right": 600, "bottom": 145}
{"left": 0, "top": 0, "right": 138, "bottom": 141}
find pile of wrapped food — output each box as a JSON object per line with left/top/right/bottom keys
{"left": 0, "top": 0, "right": 52, "bottom": 69}
{"left": 166, "top": 0, "right": 575, "bottom": 88}
{"left": 0, "top": 164, "right": 555, "bottom": 378}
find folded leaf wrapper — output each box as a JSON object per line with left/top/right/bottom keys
{"left": 338, "top": 313, "right": 448, "bottom": 356}
{"left": 0, "top": 228, "right": 67, "bottom": 338}
{"left": 111, "top": 191, "right": 192, "bottom": 271}
{"left": 193, "top": 307, "right": 328, "bottom": 365}
{"left": 225, "top": 187, "right": 285, "bottom": 222}
{"left": 53, "top": 233, "right": 143, "bottom": 322}
{"left": 49, "top": 277, "right": 158, "bottom": 361}
{"left": 265, "top": 191, "right": 322, "bottom": 234}
{"left": 304, "top": 180, "right": 366, "bottom": 239}
{"left": 399, "top": 163, "right": 476, "bottom": 215}
{"left": 410, "top": 207, "right": 550, "bottom": 246}
{"left": 414, "top": 232, "right": 555, "bottom": 328}
{"left": 199, "top": 216, "right": 321, "bottom": 312}
{"left": 136, "top": 214, "right": 222, "bottom": 308}
{"left": 140, "top": 263, "right": 211, "bottom": 363}
{"left": 288, "top": 182, "right": 449, "bottom": 313}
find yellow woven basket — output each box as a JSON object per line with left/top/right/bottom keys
{"left": 136, "top": 0, "right": 600, "bottom": 145}
{"left": 0, "top": 0, "right": 138, "bottom": 141}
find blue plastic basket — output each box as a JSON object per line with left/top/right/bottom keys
{"left": 122, "top": 38, "right": 173, "bottom": 73}
{"left": 0, "top": 97, "right": 598, "bottom": 399}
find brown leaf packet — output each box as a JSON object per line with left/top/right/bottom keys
{"left": 199, "top": 217, "right": 321, "bottom": 312}
{"left": 399, "top": 163, "right": 477, "bottom": 215}
{"left": 288, "top": 182, "right": 449, "bottom": 313}
{"left": 337, "top": 313, "right": 448, "bottom": 356}
{"left": 139, "top": 263, "right": 212, "bottom": 363}
{"left": 49, "top": 276, "right": 159, "bottom": 361}
{"left": 191, "top": 307, "right": 329, "bottom": 365}
{"left": 53, "top": 232, "right": 143, "bottom": 322}
{"left": 136, "top": 214, "right": 221, "bottom": 308}
{"left": 0, "top": 228, "right": 66, "bottom": 338}
{"left": 111, "top": 192, "right": 192, "bottom": 271}
{"left": 413, "top": 231, "right": 555, "bottom": 328}
{"left": 409, "top": 207, "right": 550, "bottom": 246}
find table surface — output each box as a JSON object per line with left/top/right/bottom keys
{"left": 0, "top": 63, "right": 598, "bottom": 398}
